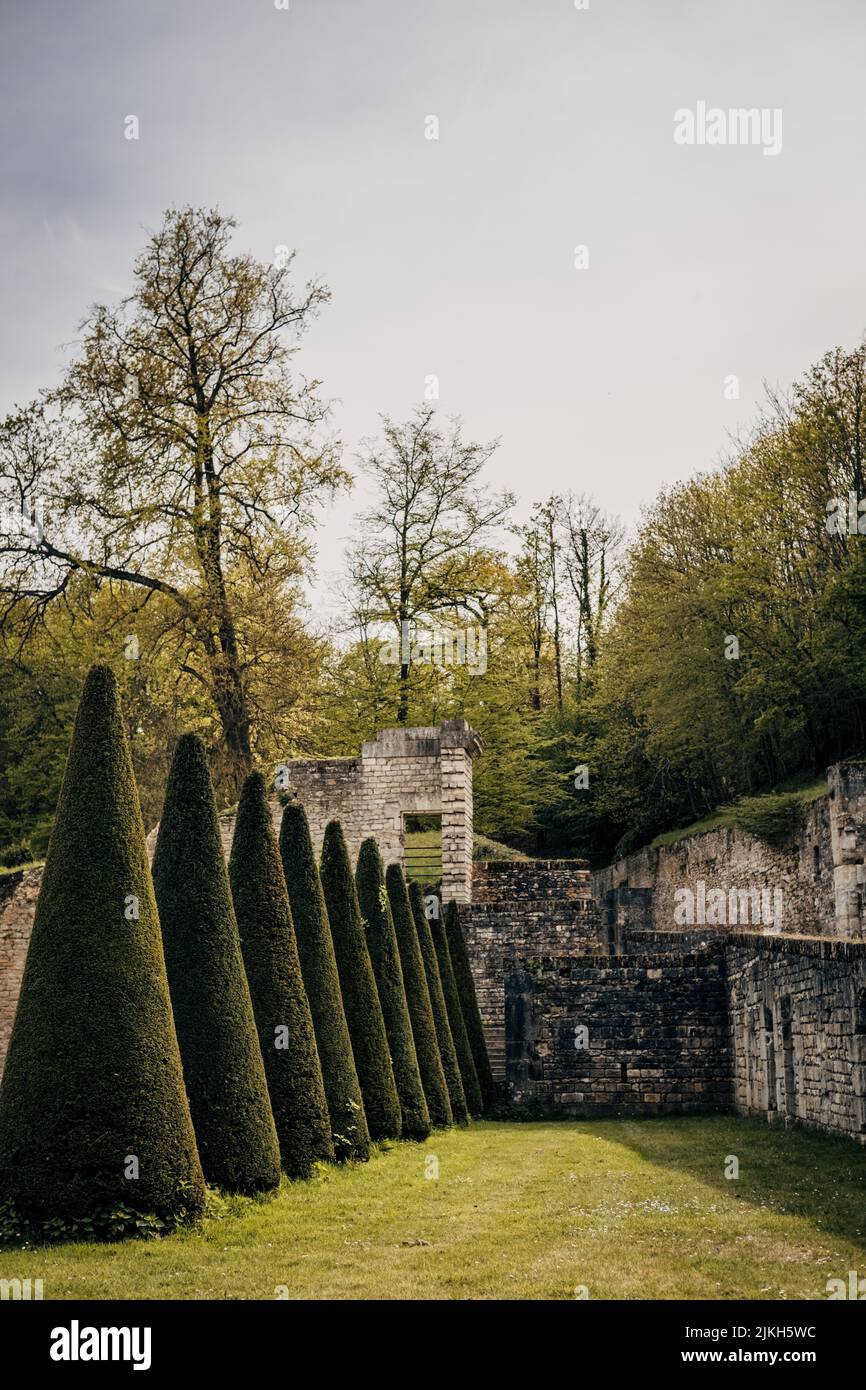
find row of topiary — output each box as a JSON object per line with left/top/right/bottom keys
{"left": 0, "top": 665, "right": 493, "bottom": 1244}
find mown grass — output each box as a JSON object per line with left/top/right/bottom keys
{"left": 3, "top": 1117, "right": 865, "bottom": 1300}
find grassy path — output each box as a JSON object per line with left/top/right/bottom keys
{"left": 4, "top": 1117, "right": 865, "bottom": 1300}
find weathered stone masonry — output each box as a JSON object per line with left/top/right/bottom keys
{"left": 263, "top": 720, "right": 482, "bottom": 906}
{"left": 505, "top": 946, "right": 731, "bottom": 1116}
{"left": 727, "top": 934, "right": 866, "bottom": 1139}
{"left": 0, "top": 868, "right": 41, "bottom": 1077}
{"left": 463, "top": 860, "right": 599, "bottom": 1082}
{"left": 1, "top": 721, "right": 483, "bottom": 1078}
{"left": 592, "top": 761, "right": 866, "bottom": 941}
{"left": 463, "top": 852, "right": 866, "bottom": 1138}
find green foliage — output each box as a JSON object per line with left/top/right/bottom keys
{"left": 279, "top": 802, "right": 370, "bottom": 1161}
{"left": 0, "top": 666, "right": 206, "bottom": 1241}
{"left": 386, "top": 864, "right": 452, "bottom": 1128}
{"left": 650, "top": 776, "right": 829, "bottom": 850}
{"left": 542, "top": 345, "right": 866, "bottom": 860}
{"left": 229, "top": 773, "right": 334, "bottom": 1178}
{"left": 0, "top": 1199, "right": 196, "bottom": 1247}
{"left": 152, "top": 734, "right": 281, "bottom": 1195}
{"left": 0, "top": 208, "right": 348, "bottom": 792}
{"left": 5, "top": 341, "right": 866, "bottom": 865}
{"left": 728, "top": 793, "right": 804, "bottom": 845}
{"left": 430, "top": 906, "right": 483, "bottom": 1116}
{"left": 319, "top": 820, "right": 401, "bottom": 1141}
{"left": 0, "top": 839, "right": 34, "bottom": 868}
{"left": 472, "top": 834, "right": 529, "bottom": 862}
{"left": 444, "top": 900, "right": 495, "bottom": 1111}
{"left": 355, "top": 838, "right": 430, "bottom": 1140}
{"left": 408, "top": 880, "right": 468, "bottom": 1124}
{"left": 0, "top": 651, "right": 77, "bottom": 860}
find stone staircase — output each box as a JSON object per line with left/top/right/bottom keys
{"left": 463, "top": 860, "right": 603, "bottom": 1081}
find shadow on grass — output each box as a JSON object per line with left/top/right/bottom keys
{"left": 573, "top": 1112, "right": 866, "bottom": 1254}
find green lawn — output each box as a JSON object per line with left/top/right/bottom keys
{"left": 4, "top": 1117, "right": 865, "bottom": 1300}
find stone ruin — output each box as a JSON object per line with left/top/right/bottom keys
{"left": 2, "top": 727, "right": 866, "bottom": 1144}
{"left": 270, "top": 720, "right": 483, "bottom": 905}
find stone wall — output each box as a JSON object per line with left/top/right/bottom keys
{"left": 501, "top": 927, "right": 866, "bottom": 1142}
{"left": 5, "top": 751, "right": 866, "bottom": 1145}
{"left": 591, "top": 762, "right": 866, "bottom": 942}
{"left": 504, "top": 945, "right": 732, "bottom": 1116}
{"left": 252, "top": 720, "right": 481, "bottom": 905}
{"left": 727, "top": 933, "right": 866, "bottom": 1139}
{"left": 462, "top": 860, "right": 601, "bottom": 1082}
{"left": 0, "top": 868, "right": 41, "bottom": 1076}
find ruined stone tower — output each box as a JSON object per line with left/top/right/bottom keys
{"left": 271, "top": 719, "right": 483, "bottom": 905}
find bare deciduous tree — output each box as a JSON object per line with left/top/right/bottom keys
{"left": 348, "top": 406, "right": 513, "bottom": 722}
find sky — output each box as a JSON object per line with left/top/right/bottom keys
{"left": 1, "top": 0, "right": 864, "bottom": 619}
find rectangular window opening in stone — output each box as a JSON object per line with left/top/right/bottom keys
{"left": 403, "top": 813, "right": 442, "bottom": 893}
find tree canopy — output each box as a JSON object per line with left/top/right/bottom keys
{"left": 0, "top": 206, "right": 346, "bottom": 794}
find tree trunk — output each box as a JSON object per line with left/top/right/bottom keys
{"left": 397, "top": 592, "right": 410, "bottom": 724}
{"left": 211, "top": 636, "right": 254, "bottom": 791}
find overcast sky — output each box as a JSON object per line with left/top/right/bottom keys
{"left": 2, "top": 0, "right": 864, "bottom": 618}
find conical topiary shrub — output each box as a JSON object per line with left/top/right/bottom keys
{"left": 319, "top": 821, "right": 401, "bottom": 1141}
{"left": 152, "top": 735, "right": 281, "bottom": 1195}
{"left": 444, "top": 898, "right": 496, "bottom": 1111}
{"left": 279, "top": 802, "right": 370, "bottom": 1161}
{"left": 355, "top": 839, "right": 430, "bottom": 1141}
{"left": 0, "top": 665, "right": 205, "bottom": 1243}
{"left": 386, "top": 864, "right": 452, "bottom": 1128}
{"left": 229, "top": 772, "right": 334, "bottom": 1178}
{"left": 408, "top": 880, "right": 468, "bottom": 1125}
{"left": 431, "top": 904, "right": 483, "bottom": 1116}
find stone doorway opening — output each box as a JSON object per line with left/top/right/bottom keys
{"left": 403, "top": 813, "right": 442, "bottom": 892}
